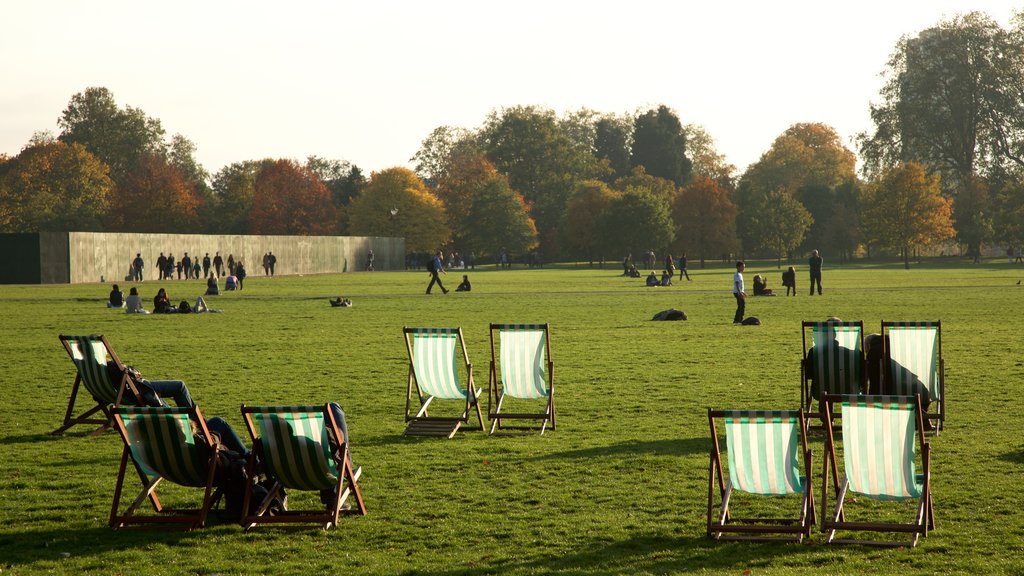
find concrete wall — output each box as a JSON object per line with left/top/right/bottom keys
{"left": 28, "top": 232, "right": 403, "bottom": 284}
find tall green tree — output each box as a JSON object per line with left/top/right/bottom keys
{"left": 594, "top": 114, "right": 633, "bottom": 182}
{"left": 595, "top": 188, "right": 675, "bottom": 261}
{"left": 743, "top": 189, "right": 813, "bottom": 265}
{"left": 630, "top": 105, "right": 691, "bottom": 186}
{"left": 461, "top": 176, "right": 538, "bottom": 261}
{"left": 210, "top": 161, "right": 261, "bottom": 234}
{"left": 411, "top": 126, "right": 476, "bottom": 186}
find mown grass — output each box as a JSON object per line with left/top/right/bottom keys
{"left": 1, "top": 259, "right": 1023, "bottom": 575}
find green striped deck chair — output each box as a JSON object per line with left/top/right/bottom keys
{"left": 821, "top": 394, "right": 934, "bottom": 547}
{"left": 707, "top": 409, "right": 815, "bottom": 542}
{"left": 882, "top": 321, "right": 945, "bottom": 433}
{"left": 240, "top": 405, "right": 365, "bottom": 530}
{"left": 403, "top": 327, "right": 484, "bottom": 438}
{"left": 487, "top": 323, "right": 555, "bottom": 435}
{"left": 801, "top": 321, "right": 866, "bottom": 416}
{"left": 110, "top": 406, "right": 220, "bottom": 530}
{"left": 53, "top": 334, "right": 142, "bottom": 436}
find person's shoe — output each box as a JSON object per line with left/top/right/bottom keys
{"left": 443, "top": 289, "right": 449, "bottom": 294}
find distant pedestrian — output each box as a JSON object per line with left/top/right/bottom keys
{"left": 782, "top": 266, "right": 797, "bottom": 296}
{"left": 213, "top": 252, "right": 224, "bottom": 277}
{"left": 227, "top": 254, "right": 236, "bottom": 276}
{"left": 678, "top": 253, "right": 691, "bottom": 281}
{"left": 236, "top": 262, "right": 247, "bottom": 290}
{"left": 809, "top": 250, "right": 823, "bottom": 296}
{"left": 426, "top": 250, "right": 449, "bottom": 294}
{"left": 733, "top": 261, "right": 746, "bottom": 324}
{"left": 203, "top": 253, "right": 211, "bottom": 278}
{"left": 132, "top": 253, "right": 144, "bottom": 282}
{"left": 366, "top": 249, "right": 375, "bottom": 271}
{"left": 269, "top": 252, "right": 276, "bottom": 276}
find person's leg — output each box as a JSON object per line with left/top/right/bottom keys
{"left": 206, "top": 416, "right": 249, "bottom": 456}
{"left": 426, "top": 273, "right": 437, "bottom": 294}
{"left": 733, "top": 294, "right": 744, "bottom": 324}
{"left": 321, "top": 402, "right": 353, "bottom": 505}
{"left": 145, "top": 380, "right": 195, "bottom": 408}
{"left": 809, "top": 275, "right": 815, "bottom": 295}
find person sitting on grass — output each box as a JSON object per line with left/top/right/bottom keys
{"left": 752, "top": 274, "right": 775, "bottom": 296}
{"left": 125, "top": 287, "right": 148, "bottom": 314}
{"left": 660, "top": 269, "right": 673, "bottom": 286}
{"left": 646, "top": 271, "right": 661, "bottom": 287}
{"left": 456, "top": 274, "right": 472, "bottom": 292}
{"left": 108, "top": 284, "right": 125, "bottom": 308}
{"left": 205, "top": 274, "right": 219, "bottom": 296}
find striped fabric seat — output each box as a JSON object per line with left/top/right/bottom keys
{"left": 882, "top": 321, "right": 944, "bottom": 432}
{"left": 250, "top": 407, "right": 338, "bottom": 491}
{"left": 403, "top": 327, "right": 484, "bottom": 438}
{"left": 488, "top": 323, "right": 555, "bottom": 434}
{"left": 707, "top": 409, "right": 814, "bottom": 542}
{"left": 53, "top": 334, "right": 139, "bottom": 436}
{"left": 801, "top": 321, "right": 865, "bottom": 414}
{"left": 724, "top": 411, "right": 805, "bottom": 496}
{"left": 241, "top": 404, "right": 366, "bottom": 529}
{"left": 69, "top": 336, "right": 121, "bottom": 405}
{"left": 821, "top": 394, "right": 934, "bottom": 547}
{"left": 109, "top": 405, "right": 219, "bottom": 530}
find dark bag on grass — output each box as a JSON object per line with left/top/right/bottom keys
{"left": 741, "top": 316, "right": 761, "bottom": 326}
{"left": 651, "top": 309, "right": 687, "bottom": 321}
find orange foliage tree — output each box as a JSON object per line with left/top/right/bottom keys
{"left": 347, "top": 167, "right": 449, "bottom": 253}
{"left": 434, "top": 151, "right": 498, "bottom": 244}
{"left": 106, "top": 154, "right": 199, "bottom": 233}
{"left": 672, "top": 176, "right": 738, "bottom": 267}
{"left": 248, "top": 159, "right": 337, "bottom": 235}
{"left": 563, "top": 180, "right": 619, "bottom": 260}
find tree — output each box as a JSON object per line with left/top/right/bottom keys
{"left": 630, "top": 105, "right": 691, "bottom": 186}
{"left": 411, "top": 126, "right": 476, "bottom": 186}
{"left": 249, "top": 159, "right": 337, "bottom": 235}
{"left": 744, "top": 189, "right": 813, "bottom": 265}
{"left": 612, "top": 166, "right": 677, "bottom": 202}
{"left": 168, "top": 134, "right": 212, "bottom": 229}
{"left": 672, "top": 176, "right": 738, "bottom": 267}
{"left": 563, "top": 180, "right": 619, "bottom": 261}
{"left": 594, "top": 114, "right": 633, "bottom": 182}
{"left": 682, "top": 123, "right": 736, "bottom": 187}
{"left": 461, "top": 176, "right": 538, "bottom": 260}
{"left": 858, "top": 13, "right": 1024, "bottom": 256}
{"left": 107, "top": 154, "right": 199, "bottom": 233}
{"left": 860, "top": 162, "right": 955, "bottom": 269}
{"left": 210, "top": 161, "right": 260, "bottom": 234}
{"left": 433, "top": 151, "right": 499, "bottom": 245}
{"left": 0, "top": 140, "right": 112, "bottom": 232}
{"left": 347, "top": 167, "right": 449, "bottom": 253}
{"left": 595, "top": 188, "right": 675, "bottom": 261}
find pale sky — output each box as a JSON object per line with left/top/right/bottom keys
{"left": 1, "top": 1, "right": 1019, "bottom": 178}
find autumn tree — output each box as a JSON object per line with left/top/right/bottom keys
{"left": 461, "top": 176, "right": 538, "bottom": 260}
{"left": 433, "top": 151, "right": 499, "bottom": 245}
{"left": 107, "top": 154, "right": 199, "bottom": 233}
{"left": 249, "top": 159, "right": 337, "bottom": 235}
{"left": 563, "top": 180, "right": 619, "bottom": 261}
{"left": 595, "top": 188, "right": 675, "bottom": 261}
{"left": 612, "top": 166, "right": 677, "bottom": 202}
{"left": 860, "top": 162, "right": 955, "bottom": 269}
{"left": 631, "top": 105, "right": 691, "bottom": 186}
{"left": 0, "top": 139, "right": 112, "bottom": 232}
{"left": 347, "top": 167, "right": 449, "bottom": 253}
{"left": 672, "top": 176, "right": 738, "bottom": 267}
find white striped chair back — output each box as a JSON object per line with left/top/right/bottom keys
{"left": 724, "top": 411, "right": 805, "bottom": 495}
{"left": 808, "top": 322, "right": 863, "bottom": 395}
{"left": 840, "top": 396, "right": 922, "bottom": 500}
{"left": 68, "top": 336, "right": 120, "bottom": 405}
{"left": 118, "top": 407, "right": 208, "bottom": 487}
{"left": 884, "top": 322, "right": 939, "bottom": 401}
{"left": 497, "top": 324, "right": 549, "bottom": 399}
{"left": 411, "top": 329, "right": 466, "bottom": 400}
{"left": 252, "top": 407, "right": 338, "bottom": 491}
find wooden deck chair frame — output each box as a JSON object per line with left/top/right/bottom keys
{"left": 881, "top": 321, "right": 945, "bottom": 434}
{"left": 487, "top": 323, "right": 555, "bottom": 434}
{"left": 53, "top": 334, "right": 144, "bottom": 436}
{"left": 240, "top": 404, "right": 366, "bottom": 531}
{"left": 707, "top": 409, "right": 815, "bottom": 542}
{"left": 403, "top": 327, "right": 484, "bottom": 438}
{"left": 109, "top": 406, "right": 221, "bottom": 530}
{"left": 820, "top": 394, "right": 935, "bottom": 547}
{"left": 800, "top": 321, "right": 867, "bottom": 419}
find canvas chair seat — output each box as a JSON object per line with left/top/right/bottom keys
{"left": 882, "top": 321, "right": 945, "bottom": 433}
{"left": 53, "top": 334, "right": 144, "bottom": 436}
{"left": 403, "top": 327, "right": 484, "bottom": 438}
{"left": 488, "top": 323, "right": 555, "bottom": 434}
{"left": 241, "top": 404, "right": 365, "bottom": 530}
{"left": 707, "top": 409, "right": 815, "bottom": 542}
{"left": 801, "top": 321, "right": 867, "bottom": 421}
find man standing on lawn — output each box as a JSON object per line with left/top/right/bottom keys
{"left": 733, "top": 261, "right": 746, "bottom": 324}
{"left": 809, "top": 249, "right": 823, "bottom": 295}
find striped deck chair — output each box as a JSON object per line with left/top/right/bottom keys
{"left": 403, "top": 327, "right": 484, "bottom": 438}
{"left": 821, "top": 394, "right": 935, "bottom": 547}
{"left": 707, "top": 409, "right": 815, "bottom": 542}
{"left": 801, "top": 321, "right": 866, "bottom": 417}
{"left": 487, "top": 323, "right": 555, "bottom": 435}
{"left": 110, "top": 406, "right": 221, "bottom": 530}
{"left": 52, "top": 334, "right": 143, "bottom": 436}
{"left": 240, "top": 405, "right": 365, "bottom": 530}
{"left": 882, "top": 321, "right": 945, "bottom": 433}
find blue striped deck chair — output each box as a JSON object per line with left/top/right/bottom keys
{"left": 110, "top": 406, "right": 221, "bottom": 530}
{"left": 801, "top": 321, "right": 866, "bottom": 418}
{"left": 707, "top": 409, "right": 815, "bottom": 542}
{"left": 53, "top": 334, "right": 143, "bottom": 436}
{"left": 240, "top": 405, "right": 365, "bottom": 530}
{"left": 403, "top": 327, "right": 484, "bottom": 438}
{"left": 882, "top": 321, "right": 945, "bottom": 433}
{"left": 487, "top": 323, "right": 555, "bottom": 435}
{"left": 821, "top": 394, "right": 935, "bottom": 547}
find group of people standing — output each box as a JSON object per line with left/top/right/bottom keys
{"left": 623, "top": 253, "right": 692, "bottom": 284}
{"left": 130, "top": 251, "right": 264, "bottom": 283}
{"left": 732, "top": 249, "right": 826, "bottom": 324}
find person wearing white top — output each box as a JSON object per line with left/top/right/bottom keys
{"left": 732, "top": 261, "right": 746, "bottom": 324}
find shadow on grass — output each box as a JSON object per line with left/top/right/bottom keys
{"left": 2, "top": 433, "right": 74, "bottom": 445}
{"left": 530, "top": 437, "right": 708, "bottom": 460}
{"left": 0, "top": 524, "right": 204, "bottom": 568}
{"left": 399, "top": 532, "right": 811, "bottom": 575}
{"left": 999, "top": 448, "right": 1024, "bottom": 465}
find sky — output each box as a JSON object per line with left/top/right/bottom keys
{"left": 1, "top": 1, "right": 1020, "bottom": 178}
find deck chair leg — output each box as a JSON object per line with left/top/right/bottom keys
{"left": 489, "top": 394, "right": 505, "bottom": 434}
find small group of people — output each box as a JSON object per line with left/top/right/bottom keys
{"left": 108, "top": 285, "right": 217, "bottom": 314}
{"left": 262, "top": 252, "right": 277, "bottom": 276}
{"left": 137, "top": 251, "right": 254, "bottom": 282}
{"left": 730, "top": 249, "right": 827, "bottom": 323}
{"left": 645, "top": 270, "right": 674, "bottom": 287}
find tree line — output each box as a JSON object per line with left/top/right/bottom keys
{"left": 2, "top": 11, "right": 1022, "bottom": 268}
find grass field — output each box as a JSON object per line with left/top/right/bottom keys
{"left": 1, "top": 260, "right": 1023, "bottom": 575}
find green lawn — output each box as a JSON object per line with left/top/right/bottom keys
{"left": 2, "top": 260, "right": 1023, "bottom": 575}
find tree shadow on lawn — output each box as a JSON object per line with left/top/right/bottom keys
{"left": 528, "top": 437, "right": 709, "bottom": 460}
{"left": 400, "top": 531, "right": 812, "bottom": 575}
{"left": 0, "top": 524, "right": 207, "bottom": 569}
{"left": 998, "top": 448, "right": 1024, "bottom": 465}
{"left": 2, "top": 432, "right": 72, "bottom": 445}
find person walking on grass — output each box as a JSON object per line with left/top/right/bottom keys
{"left": 733, "top": 261, "right": 746, "bottom": 324}
{"left": 809, "top": 249, "right": 823, "bottom": 295}
{"left": 426, "top": 250, "right": 449, "bottom": 294}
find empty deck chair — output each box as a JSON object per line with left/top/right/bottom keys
{"left": 240, "top": 404, "right": 365, "bottom": 530}
{"left": 801, "top": 321, "right": 866, "bottom": 416}
{"left": 487, "top": 323, "right": 555, "bottom": 434}
{"left": 821, "top": 394, "right": 935, "bottom": 547}
{"left": 53, "top": 334, "right": 143, "bottom": 436}
{"left": 882, "top": 321, "right": 945, "bottom": 433}
{"left": 403, "top": 327, "right": 484, "bottom": 438}
{"left": 109, "top": 406, "right": 221, "bottom": 530}
{"left": 707, "top": 409, "right": 815, "bottom": 542}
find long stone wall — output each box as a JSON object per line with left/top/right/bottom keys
{"left": 36, "top": 232, "right": 403, "bottom": 284}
